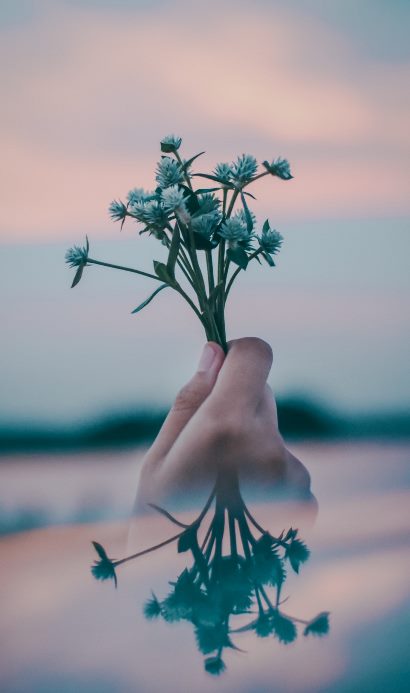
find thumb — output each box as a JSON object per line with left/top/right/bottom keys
{"left": 146, "top": 342, "right": 225, "bottom": 460}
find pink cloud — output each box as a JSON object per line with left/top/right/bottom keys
{"left": 1, "top": 1, "right": 409, "bottom": 241}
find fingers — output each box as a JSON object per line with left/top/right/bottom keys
{"left": 146, "top": 342, "right": 225, "bottom": 460}
{"left": 208, "top": 337, "right": 273, "bottom": 413}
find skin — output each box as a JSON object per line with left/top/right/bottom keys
{"left": 135, "top": 338, "right": 317, "bottom": 516}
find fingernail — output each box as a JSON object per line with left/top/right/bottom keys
{"left": 197, "top": 343, "right": 217, "bottom": 372}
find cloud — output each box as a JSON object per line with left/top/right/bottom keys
{"left": 1, "top": 0, "right": 409, "bottom": 240}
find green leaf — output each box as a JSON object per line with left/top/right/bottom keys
{"left": 167, "top": 225, "right": 180, "bottom": 278}
{"left": 240, "top": 192, "right": 254, "bottom": 232}
{"left": 191, "top": 173, "right": 222, "bottom": 183}
{"left": 182, "top": 151, "right": 205, "bottom": 172}
{"left": 262, "top": 251, "right": 275, "bottom": 267}
{"left": 227, "top": 247, "right": 249, "bottom": 270}
{"left": 92, "top": 541, "right": 108, "bottom": 560}
{"left": 131, "top": 283, "right": 168, "bottom": 314}
{"left": 177, "top": 526, "right": 197, "bottom": 553}
{"left": 243, "top": 191, "right": 257, "bottom": 200}
{"left": 71, "top": 263, "right": 84, "bottom": 288}
{"left": 153, "top": 261, "right": 175, "bottom": 285}
{"left": 303, "top": 612, "right": 330, "bottom": 637}
{"left": 262, "top": 219, "right": 270, "bottom": 233}
{"left": 192, "top": 232, "right": 218, "bottom": 250}
{"left": 179, "top": 185, "right": 200, "bottom": 214}
{"left": 194, "top": 187, "right": 221, "bottom": 194}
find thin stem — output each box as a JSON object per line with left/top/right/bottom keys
{"left": 114, "top": 530, "right": 183, "bottom": 567}
{"left": 87, "top": 258, "right": 161, "bottom": 283}
{"left": 206, "top": 249, "right": 215, "bottom": 294}
{"left": 175, "top": 150, "right": 193, "bottom": 190}
{"left": 226, "top": 188, "right": 239, "bottom": 218}
{"left": 242, "top": 504, "right": 265, "bottom": 535}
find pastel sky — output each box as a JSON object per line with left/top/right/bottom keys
{"left": 1, "top": 0, "right": 409, "bottom": 423}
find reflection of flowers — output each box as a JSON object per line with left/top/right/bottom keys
{"left": 91, "top": 469, "right": 330, "bottom": 675}
{"left": 91, "top": 541, "right": 117, "bottom": 588}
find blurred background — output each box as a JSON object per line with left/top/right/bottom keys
{"left": 1, "top": 4, "right": 410, "bottom": 691}
{"left": 1, "top": 0, "right": 409, "bottom": 528}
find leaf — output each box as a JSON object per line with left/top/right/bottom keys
{"left": 71, "top": 263, "right": 84, "bottom": 288}
{"left": 243, "top": 191, "right": 257, "bottom": 200}
{"left": 182, "top": 151, "right": 205, "bottom": 172}
{"left": 131, "top": 283, "right": 168, "bottom": 314}
{"left": 194, "top": 187, "right": 221, "bottom": 194}
{"left": 177, "top": 526, "right": 197, "bottom": 553}
{"left": 240, "top": 192, "right": 254, "bottom": 232}
{"left": 262, "top": 219, "right": 270, "bottom": 233}
{"left": 153, "top": 260, "right": 175, "bottom": 285}
{"left": 193, "top": 232, "right": 218, "bottom": 251}
{"left": 303, "top": 612, "right": 330, "bottom": 637}
{"left": 179, "top": 184, "right": 200, "bottom": 214}
{"left": 227, "top": 247, "right": 249, "bottom": 270}
{"left": 191, "top": 173, "right": 222, "bottom": 183}
{"left": 92, "top": 541, "right": 108, "bottom": 560}
{"left": 262, "top": 251, "right": 275, "bottom": 267}
{"left": 167, "top": 224, "right": 180, "bottom": 278}
{"left": 143, "top": 593, "right": 162, "bottom": 619}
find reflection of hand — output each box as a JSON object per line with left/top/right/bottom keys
{"left": 136, "top": 338, "right": 316, "bottom": 510}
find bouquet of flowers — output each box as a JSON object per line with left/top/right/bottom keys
{"left": 65, "top": 135, "right": 292, "bottom": 351}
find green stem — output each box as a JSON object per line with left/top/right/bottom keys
{"left": 175, "top": 150, "right": 193, "bottom": 190}
{"left": 206, "top": 249, "right": 215, "bottom": 294}
{"left": 87, "top": 258, "right": 162, "bottom": 283}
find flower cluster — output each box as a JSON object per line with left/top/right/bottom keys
{"left": 66, "top": 134, "right": 293, "bottom": 350}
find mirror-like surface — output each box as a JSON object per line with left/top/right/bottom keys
{"left": 1, "top": 442, "right": 409, "bottom": 692}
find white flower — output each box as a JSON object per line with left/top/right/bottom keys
{"left": 195, "top": 193, "right": 220, "bottom": 216}
{"left": 219, "top": 216, "right": 249, "bottom": 243}
{"left": 259, "top": 224, "right": 283, "bottom": 254}
{"left": 126, "top": 188, "right": 153, "bottom": 205}
{"left": 108, "top": 199, "right": 127, "bottom": 222}
{"left": 262, "top": 157, "right": 293, "bottom": 180}
{"left": 160, "top": 185, "right": 185, "bottom": 212}
{"left": 156, "top": 156, "right": 184, "bottom": 188}
{"left": 231, "top": 154, "right": 258, "bottom": 186}
{"left": 160, "top": 134, "right": 182, "bottom": 152}
{"left": 134, "top": 200, "right": 169, "bottom": 228}
{"left": 213, "top": 162, "right": 232, "bottom": 183}
{"left": 191, "top": 212, "right": 219, "bottom": 238}
{"left": 65, "top": 240, "right": 88, "bottom": 267}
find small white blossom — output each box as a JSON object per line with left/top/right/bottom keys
{"left": 230, "top": 154, "right": 258, "bottom": 186}
{"left": 213, "top": 162, "right": 232, "bottom": 183}
{"left": 259, "top": 225, "right": 283, "bottom": 254}
{"left": 160, "top": 134, "right": 182, "bottom": 152}
{"left": 161, "top": 185, "right": 185, "bottom": 212}
{"left": 191, "top": 212, "right": 219, "bottom": 238}
{"left": 196, "top": 193, "right": 220, "bottom": 216}
{"left": 126, "top": 188, "right": 153, "bottom": 205}
{"left": 156, "top": 156, "right": 184, "bottom": 189}
{"left": 263, "top": 157, "right": 293, "bottom": 180}
{"left": 108, "top": 199, "right": 127, "bottom": 222}
{"left": 65, "top": 242, "right": 88, "bottom": 268}
{"left": 132, "top": 200, "right": 169, "bottom": 229}
{"left": 219, "top": 216, "right": 250, "bottom": 243}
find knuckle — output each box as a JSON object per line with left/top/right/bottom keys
{"left": 172, "top": 373, "right": 209, "bottom": 413}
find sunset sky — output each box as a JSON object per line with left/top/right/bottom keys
{"left": 1, "top": 0, "right": 409, "bottom": 424}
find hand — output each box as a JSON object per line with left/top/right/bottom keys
{"left": 135, "top": 338, "right": 317, "bottom": 514}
